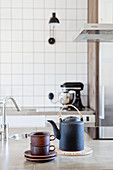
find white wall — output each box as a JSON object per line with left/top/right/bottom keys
{"left": 0, "top": 0, "right": 88, "bottom": 108}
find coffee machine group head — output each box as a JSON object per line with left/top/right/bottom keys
{"left": 60, "top": 82, "right": 85, "bottom": 111}
{"left": 48, "top": 82, "right": 85, "bottom": 111}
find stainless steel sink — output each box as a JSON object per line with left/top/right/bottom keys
{"left": 10, "top": 133, "right": 28, "bottom": 140}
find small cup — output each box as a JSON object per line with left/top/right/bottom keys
{"left": 29, "top": 132, "right": 55, "bottom": 146}
{"left": 30, "top": 144, "right": 55, "bottom": 155}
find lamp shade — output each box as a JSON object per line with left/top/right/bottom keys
{"left": 49, "top": 12, "right": 60, "bottom": 26}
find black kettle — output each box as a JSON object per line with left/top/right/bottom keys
{"left": 48, "top": 104, "right": 84, "bottom": 151}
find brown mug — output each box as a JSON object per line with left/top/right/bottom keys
{"left": 30, "top": 143, "right": 55, "bottom": 155}
{"left": 29, "top": 132, "right": 55, "bottom": 146}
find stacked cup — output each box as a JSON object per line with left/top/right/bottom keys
{"left": 29, "top": 132, "right": 55, "bottom": 155}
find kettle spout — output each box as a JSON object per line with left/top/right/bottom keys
{"left": 47, "top": 120, "right": 60, "bottom": 140}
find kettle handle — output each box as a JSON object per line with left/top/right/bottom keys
{"left": 58, "top": 104, "right": 83, "bottom": 120}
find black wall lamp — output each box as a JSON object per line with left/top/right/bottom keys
{"left": 48, "top": 12, "right": 60, "bottom": 45}
{"left": 49, "top": 12, "right": 60, "bottom": 26}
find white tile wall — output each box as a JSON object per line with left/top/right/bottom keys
{"left": 0, "top": 0, "right": 88, "bottom": 107}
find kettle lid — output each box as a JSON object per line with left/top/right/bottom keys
{"left": 63, "top": 116, "right": 82, "bottom": 123}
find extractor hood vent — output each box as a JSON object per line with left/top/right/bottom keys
{"left": 73, "top": 24, "right": 113, "bottom": 42}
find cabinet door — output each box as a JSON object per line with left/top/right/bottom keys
{"left": 99, "top": 0, "right": 113, "bottom": 23}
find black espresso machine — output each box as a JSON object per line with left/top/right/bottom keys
{"left": 48, "top": 82, "right": 85, "bottom": 111}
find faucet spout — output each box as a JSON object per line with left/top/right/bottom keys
{"left": 5, "top": 96, "right": 21, "bottom": 112}
{"left": 1, "top": 96, "right": 21, "bottom": 140}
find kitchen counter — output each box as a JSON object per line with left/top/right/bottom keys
{"left": 0, "top": 107, "right": 95, "bottom": 115}
{"left": 0, "top": 127, "right": 113, "bottom": 170}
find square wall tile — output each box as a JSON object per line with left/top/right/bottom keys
{"left": 67, "top": 64, "right": 77, "bottom": 74}
{"left": 1, "top": 20, "right": 11, "bottom": 30}
{"left": 1, "top": 75, "right": 11, "bottom": 85}
{"left": 34, "top": 86, "right": 45, "bottom": 96}
{"left": 12, "top": 42, "right": 22, "bottom": 52}
{"left": 45, "top": 42, "right": 55, "bottom": 53}
{"left": 66, "top": 0, "right": 76, "bottom": 8}
{"left": 77, "top": 53, "right": 87, "bottom": 64}
{"left": 45, "top": 53, "right": 55, "bottom": 63}
{"left": 12, "top": 9, "right": 22, "bottom": 19}
{"left": 66, "top": 20, "right": 77, "bottom": 31}
{"left": 34, "top": 64, "right": 44, "bottom": 74}
{"left": 34, "top": 75, "right": 44, "bottom": 85}
{"left": 12, "top": 20, "right": 22, "bottom": 30}
{"left": 45, "top": 64, "right": 55, "bottom": 74}
{"left": 77, "top": 9, "right": 87, "bottom": 20}
{"left": 12, "top": 86, "right": 22, "bottom": 96}
{"left": 12, "top": 31, "right": 22, "bottom": 41}
{"left": 77, "top": 0, "right": 87, "bottom": 9}
{"left": 23, "top": 9, "right": 33, "bottom": 19}
{"left": 45, "top": 75, "right": 55, "bottom": 85}
{"left": 1, "top": 31, "right": 11, "bottom": 41}
{"left": 56, "top": 53, "right": 65, "bottom": 63}
{"left": 1, "top": 64, "right": 11, "bottom": 74}
{"left": 34, "top": 96, "right": 44, "bottom": 107}
{"left": 56, "top": 64, "right": 65, "bottom": 74}
{"left": 23, "top": 53, "right": 33, "bottom": 63}
{"left": 23, "top": 31, "right": 33, "bottom": 41}
{"left": 12, "top": 53, "right": 22, "bottom": 63}
{"left": 34, "top": 0, "right": 44, "bottom": 8}
{"left": 34, "top": 9, "right": 44, "bottom": 19}
{"left": 12, "top": 0, "right": 22, "bottom": 8}
{"left": 45, "top": 0, "right": 55, "bottom": 8}
{"left": 1, "top": 42, "right": 11, "bottom": 52}
{"left": 23, "top": 86, "right": 33, "bottom": 96}
{"left": 12, "top": 64, "right": 22, "bottom": 74}
{"left": 56, "top": 43, "right": 65, "bottom": 52}
{"left": 23, "top": 64, "right": 33, "bottom": 74}
{"left": 34, "top": 53, "right": 44, "bottom": 63}
{"left": 23, "top": 0, "right": 33, "bottom": 8}
{"left": 34, "top": 31, "right": 44, "bottom": 41}
{"left": 76, "top": 43, "right": 87, "bottom": 52}
{"left": 1, "top": 53, "right": 11, "bottom": 63}
{"left": 1, "top": 86, "right": 11, "bottom": 96}
{"left": 23, "top": 42, "right": 33, "bottom": 53}
{"left": 12, "top": 75, "right": 22, "bottom": 85}
{"left": 1, "top": 9, "right": 11, "bottom": 19}
{"left": 76, "top": 64, "right": 87, "bottom": 74}
{"left": 56, "top": 0, "right": 66, "bottom": 8}
{"left": 66, "top": 53, "right": 76, "bottom": 63}
{"left": 66, "top": 9, "right": 77, "bottom": 20}
{"left": 1, "top": 0, "right": 11, "bottom": 7}
{"left": 34, "top": 20, "right": 44, "bottom": 30}
{"left": 66, "top": 75, "right": 77, "bottom": 82}
{"left": 66, "top": 43, "right": 76, "bottom": 52}
{"left": 34, "top": 42, "right": 44, "bottom": 53}
{"left": 23, "top": 20, "right": 33, "bottom": 30}
{"left": 23, "top": 97, "right": 34, "bottom": 107}
{"left": 23, "top": 75, "right": 33, "bottom": 85}
{"left": 56, "top": 31, "right": 66, "bottom": 42}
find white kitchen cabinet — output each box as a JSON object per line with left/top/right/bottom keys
{"left": 0, "top": 116, "right": 45, "bottom": 127}
{"left": 99, "top": 0, "right": 113, "bottom": 23}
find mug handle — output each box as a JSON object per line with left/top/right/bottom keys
{"left": 50, "top": 135, "right": 55, "bottom": 141}
{"left": 49, "top": 145, "right": 55, "bottom": 151}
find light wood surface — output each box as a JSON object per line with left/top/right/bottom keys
{"left": 55, "top": 146, "right": 93, "bottom": 156}
{"left": 88, "top": 0, "right": 99, "bottom": 126}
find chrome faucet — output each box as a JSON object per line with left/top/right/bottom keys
{"left": 0, "top": 96, "right": 21, "bottom": 140}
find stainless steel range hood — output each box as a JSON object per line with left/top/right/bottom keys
{"left": 73, "top": 23, "right": 113, "bottom": 42}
